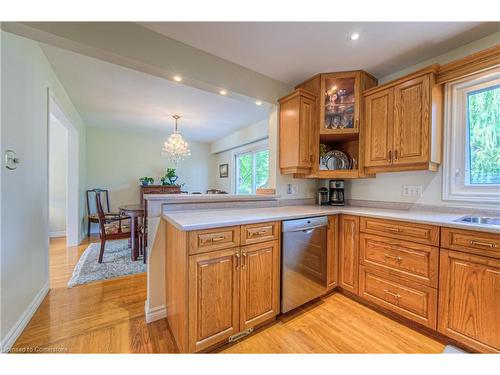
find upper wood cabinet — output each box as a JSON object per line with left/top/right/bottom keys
{"left": 280, "top": 71, "right": 377, "bottom": 179}
{"left": 364, "top": 87, "right": 394, "bottom": 167}
{"left": 438, "top": 249, "right": 500, "bottom": 353}
{"left": 278, "top": 88, "right": 316, "bottom": 174}
{"left": 363, "top": 66, "right": 443, "bottom": 173}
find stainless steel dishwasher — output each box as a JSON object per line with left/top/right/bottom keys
{"left": 281, "top": 216, "right": 329, "bottom": 313}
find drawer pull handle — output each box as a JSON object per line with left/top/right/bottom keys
{"left": 383, "top": 289, "right": 401, "bottom": 299}
{"left": 211, "top": 235, "right": 226, "bottom": 242}
{"left": 249, "top": 229, "right": 269, "bottom": 236}
{"left": 384, "top": 254, "right": 403, "bottom": 262}
{"left": 469, "top": 240, "right": 496, "bottom": 248}
{"left": 385, "top": 226, "right": 402, "bottom": 233}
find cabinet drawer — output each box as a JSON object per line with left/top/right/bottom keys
{"left": 359, "top": 265, "right": 437, "bottom": 329}
{"left": 241, "top": 222, "right": 280, "bottom": 245}
{"left": 360, "top": 217, "right": 439, "bottom": 246}
{"left": 441, "top": 227, "right": 500, "bottom": 259}
{"left": 360, "top": 234, "right": 439, "bottom": 287}
{"left": 189, "top": 226, "right": 240, "bottom": 255}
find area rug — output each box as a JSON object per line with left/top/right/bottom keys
{"left": 67, "top": 239, "right": 146, "bottom": 288}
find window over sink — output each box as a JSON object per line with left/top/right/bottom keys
{"left": 443, "top": 68, "right": 500, "bottom": 204}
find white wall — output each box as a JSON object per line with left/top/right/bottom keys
{"left": 86, "top": 127, "right": 215, "bottom": 211}
{"left": 0, "top": 31, "right": 87, "bottom": 351}
{"left": 346, "top": 31, "right": 500, "bottom": 208}
{"left": 49, "top": 118, "right": 68, "bottom": 236}
{"left": 211, "top": 119, "right": 268, "bottom": 154}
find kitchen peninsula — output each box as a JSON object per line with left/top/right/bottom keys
{"left": 149, "top": 200, "right": 500, "bottom": 353}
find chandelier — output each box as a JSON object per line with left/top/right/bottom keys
{"left": 162, "top": 115, "right": 191, "bottom": 164}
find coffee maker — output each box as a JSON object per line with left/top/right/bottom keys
{"left": 329, "top": 180, "right": 345, "bottom": 206}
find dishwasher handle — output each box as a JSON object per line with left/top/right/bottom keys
{"left": 282, "top": 216, "right": 328, "bottom": 233}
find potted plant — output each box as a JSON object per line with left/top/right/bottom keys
{"left": 160, "top": 168, "right": 178, "bottom": 186}
{"left": 139, "top": 177, "right": 154, "bottom": 186}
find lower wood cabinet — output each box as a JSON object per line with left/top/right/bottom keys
{"left": 339, "top": 215, "right": 360, "bottom": 294}
{"left": 438, "top": 249, "right": 500, "bottom": 353}
{"left": 240, "top": 241, "right": 280, "bottom": 331}
{"left": 188, "top": 248, "right": 240, "bottom": 352}
{"left": 188, "top": 240, "right": 280, "bottom": 352}
{"left": 359, "top": 265, "right": 437, "bottom": 329}
{"left": 327, "top": 215, "right": 339, "bottom": 290}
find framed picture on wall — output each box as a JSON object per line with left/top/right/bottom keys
{"left": 219, "top": 163, "right": 228, "bottom": 178}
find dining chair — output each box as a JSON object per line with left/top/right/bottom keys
{"left": 95, "top": 191, "right": 144, "bottom": 263}
{"left": 86, "top": 189, "right": 124, "bottom": 237}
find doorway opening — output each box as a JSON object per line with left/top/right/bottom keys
{"left": 48, "top": 93, "right": 80, "bottom": 247}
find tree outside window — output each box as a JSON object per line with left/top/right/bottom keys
{"left": 236, "top": 149, "right": 269, "bottom": 194}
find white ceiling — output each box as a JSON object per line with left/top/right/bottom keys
{"left": 139, "top": 22, "right": 500, "bottom": 85}
{"left": 41, "top": 44, "right": 270, "bottom": 143}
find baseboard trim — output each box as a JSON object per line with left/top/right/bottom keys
{"left": 144, "top": 300, "right": 166, "bottom": 323}
{"left": 0, "top": 281, "right": 49, "bottom": 353}
{"left": 49, "top": 231, "right": 66, "bottom": 238}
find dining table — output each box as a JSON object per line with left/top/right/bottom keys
{"left": 119, "top": 204, "right": 145, "bottom": 261}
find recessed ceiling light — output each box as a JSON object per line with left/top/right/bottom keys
{"left": 173, "top": 75, "right": 182, "bottom": 82}
{"left": 255, "top": 100, "right": 262, "bottom": 106}
{"left": 219, "top": 90, "right": 227, "bottom": 95}
{"left": 350, "top": 33, "right": 360, "bottom": 41}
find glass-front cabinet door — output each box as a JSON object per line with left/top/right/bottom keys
{"left": 321, "top": 72, "right": 359, "bottom": 133}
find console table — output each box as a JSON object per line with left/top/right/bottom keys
{"left": 140, "top": 185, "right": 181, "bottom": 202}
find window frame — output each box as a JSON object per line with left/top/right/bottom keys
{"left": 235, "top": 145, "right": 269, "bottom": 195}
{"left": 442, "top": 68, "right": 500, "bottom": 204}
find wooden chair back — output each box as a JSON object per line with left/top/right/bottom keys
{"left": 94, "top": 190, "right": 108, "bottom": 235}
{"left": 86, "top": 189, "right": 111, "bottom": 216}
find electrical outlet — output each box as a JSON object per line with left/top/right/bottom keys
{"left": 402, "top": 185, "right": 422, "bottom": 197}
{"left": 286, "top": 184, "right": 299, "bottom": 195}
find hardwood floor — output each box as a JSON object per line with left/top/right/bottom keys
{"left": 12, "top": 237, "right": 178, "bottom": 353}
{"left": 12, "top": 237, "right": 444, "bottom": 353}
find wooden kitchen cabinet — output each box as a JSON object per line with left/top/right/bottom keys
{"left": 339, "top": 215, "right": 360, "bottom": 294}
{"left": 278, "top": 88, "right": 316, "bottom": 174}
{"left": 327, "top": 215, "right": 339, "bottom": 290}
{"left": 363, "top": 66, "right": 443, "bottom": 173}
{"left": 188, "top": 248, "right": 240, "bottom": 353}
{"left": 438, "top": 249, "right": 500, "bottom": 353}
{"left": 240, "top": 240, "right": 280, "bottom": 331}
{"left": 364, "top": 87, "right": 394, "bottom": 167}
{"left": 166, "top": 221, "right": 281, "bottom": 353}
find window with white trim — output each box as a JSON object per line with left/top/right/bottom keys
{"left": 235, "top": 148, "right": 269, "bottom": 194}
{"left": 443, "top": 68, "right": 500, "bottom": 203}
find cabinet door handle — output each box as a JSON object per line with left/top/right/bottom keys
{"left": 242, "top": 252, "right": 247, "bottom": 269}
{"left": 383, "top": 289, "right": 401, "bottom": 299}
{"left": 235, "top": 251, "right": 240, "bottom": 270}
{"left": 384, "top": 254, "right": 403, "bottom": 262}
{"left": 394, "top": 150, "right": 398, "bottom": 160}
{"left": 388, "top": 150, "right": 392, "bottom": 161}
{"left": 470, "top": 240, "right": 496, "bottom": 248}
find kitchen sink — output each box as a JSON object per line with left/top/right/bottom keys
{"left": 454, "top": 216, "right": 500, "bottom": 226}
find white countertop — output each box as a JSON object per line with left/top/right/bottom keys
{"left": 163, "top": 205, "right": 500, "bottom": 234}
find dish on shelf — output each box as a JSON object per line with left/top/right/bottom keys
{"left": 325, "top": 150, "right": 351, "bottom": 170}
